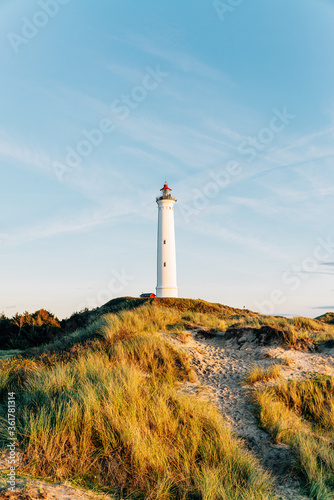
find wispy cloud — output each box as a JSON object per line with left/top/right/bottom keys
{"left": 278, "top": 126, "right": 334, "bottom": 155}
{"left": 227, "top": 196, "right": 279, "bottom": 216}
{"left": 205, "top": 119, "right": 244, "bottom": 142}
{"left": 0, "top": 135, "right": 51, "bottom": 176}
{"left": 108, "top": 115, "right": 225, "bottom": 169}
{"left": 110, "top": 33, "right": 233, "bottom": 84}
{"left": 1, "top": 203, "right": 138, "bottom": 249}
{"left": 182, "top": 219, "right": 288, "bottom": 260}
{"left": 105, "top": 61, "right": 144, "bottom": 82}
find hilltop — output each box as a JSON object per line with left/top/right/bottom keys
{"left": 1, "top": 298, "right": 334, "bottom": 499}
{"left": 61, "top": 296, "right": 258, "bottom": 332}
{"left": 0, "top": 298, "right": 253, "bottom": 352}
{"left": 316, "top": 311, "right": 334, "bottom": 325}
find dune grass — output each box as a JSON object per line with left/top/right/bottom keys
{"left": 226, "top": 313, "right": 334, "bottom": 348}
{"left": 316, "top": 312, "right": 334, "bottom": 325}
{"left": 14, "top": 356, "right": 271, "bottom": 499}
{"left": 255, "top": 375, "right": 334, "bottom": 499}
{"left": 246, "top": 364, "right": 282, "bottom": 385}
{"left": 281, "top": 355, "right": 295, "bottom": 367}
{"left": 181, "top": 311, "right": 227, "bottom": 332}
{"left": 2, "top": 299, "right": 334, "bottom": 498}
{"left": 13, "top": 299, "right": 334, "bottom": 363}
{"left": 0, "top": 303, "right": 274, "bottom": 500}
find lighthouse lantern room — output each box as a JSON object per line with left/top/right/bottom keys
{"left": 156, "top": 182, "right": 178, "bottom": 298}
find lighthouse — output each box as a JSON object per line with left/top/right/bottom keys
{"left": 156, "top": 182, "right": 178, "bottom": 298}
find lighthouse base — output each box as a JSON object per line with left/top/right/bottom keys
{"left": 156, "top": 287, "right": 178, "bottom": 298}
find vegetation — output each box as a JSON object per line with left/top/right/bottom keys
{"left": 317, "top": 312, "right": 334, "bottom": 325}
{"left": 2, "top": 298, "right": 334, "bottom": 498}
{"left": 0, "top": 309, "right": 63, "bottom": 350}
{"left": 3, "top": 298, "right": 333, "bottom": 353}
{"left": 255, "top": 375, "right": 334, "bottom": 499}
{"left": 0, "top": 302, "right": 273, "bottom": 500}
{"left": 246, "top": 364, "right": 282, "bottom": 385}
{"left": 281, "top": 355, "right": 295, "bottom": 367}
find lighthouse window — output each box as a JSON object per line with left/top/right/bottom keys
{"left": 163, "top": 240, "right": 166, "bottom": 244}
{"left": 164, "top": 262, "right": 167, "bottom": 267}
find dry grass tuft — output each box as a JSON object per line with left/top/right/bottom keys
{"left": 170, "top": 327, "right": 193, "bottom": 344}
{"left": 281, "top": 356, "right": 295, "bottom": 367}
{"left": 246, "top": 364, "right": 282, "bottom": 385}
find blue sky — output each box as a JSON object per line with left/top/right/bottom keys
{"left": 1, "top": 0, "right": 334, "bottom": 319}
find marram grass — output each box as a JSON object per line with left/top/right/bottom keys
{"left": 1, "top": 352, "right": 273, "bottom": 499}
{"left": 246, "top": 364, "right": 282, "bottom": 385}
{"left": 0, "top": 304, "right": 274, "bottom": 499}
{"left": 2, "top": 300, "right": 334, "bottom": 498}
{"left": 255, "top": 375, "right": 334, "bottom": 499}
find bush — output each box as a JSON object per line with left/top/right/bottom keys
{"left": 0, "top": 310, "right": 63, "bottom": 349}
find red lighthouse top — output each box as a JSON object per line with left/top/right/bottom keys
{"left": 156, "top": 181, "right": 176, "bottom": 203}
{"left": 161, "top": 182, "right": 171, "bottom": 191}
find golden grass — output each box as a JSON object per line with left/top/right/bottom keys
{"left": 170, "top": 327, "right": 193, "bottom": 344}
{"left": 151, "top": 297, "right": 253, "bottom": 318}
{"left": 3, "top": 299, "right": 334, "bottom": 497}
{"left": 317, "top": 312, "right": 334, "bottom": 325}
{"left": 255, "top": 375, "right": 334, "bottom": 499}
{"left": 13, "top": 300, "right": 334, "bottom": 363}
{"left": 281, "top": 356, "right": 295, "bottom": 367}
{"left": 246, "top": 364, "right": 282, "bottom": 385}
{"left": 0, "top": 358, "right": 39, "bottom": 398}
{"left": 181, "top": 311, "right": 227, "bottom": 331}
{"left": 0, "top": 304, "right": 274, "bottom": 499}
{"left": 100, "top": 304, "right": 182, "bottom": 339}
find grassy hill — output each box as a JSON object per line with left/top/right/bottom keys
{"left": 316, "top": 311, "right": 334, "bottom": 325}
{"left": 1, "top": 298, "right": 334, "bottom": 499}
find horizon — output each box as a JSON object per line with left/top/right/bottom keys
{"left": 1, "top": 1, "right": 334, "bottom": 320}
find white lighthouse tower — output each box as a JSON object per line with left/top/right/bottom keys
{"left": 156, "top": 182, "right": 178, "bottom": 298}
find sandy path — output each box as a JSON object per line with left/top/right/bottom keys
{"left": 167, "top": 329, "right": 322, "bottom": 500}
{"left": 0, "top": 478, "right": 115, "bottom": 500}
